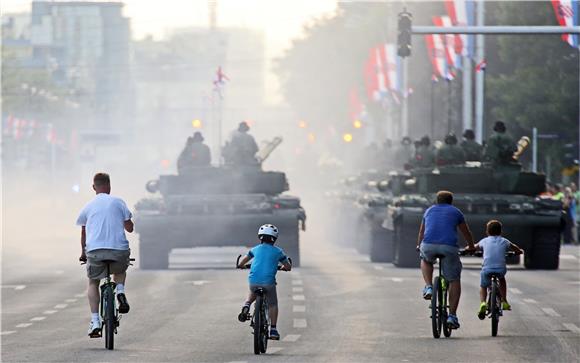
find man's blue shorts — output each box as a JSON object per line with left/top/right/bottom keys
{"left": 480, "top": 268, "right": 507, "bottom": 288}
{"left": 419, "top": 243, "right": 462, "bottom": 282}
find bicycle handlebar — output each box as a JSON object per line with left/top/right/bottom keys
{"left": 80, "top": 258, "right": 136, "bottom": 265}
{"left": 236, "top": 254, "right": 292, "bottom": 271}
{"left": 459, "top": 249, "right": 521, "bottom": 257}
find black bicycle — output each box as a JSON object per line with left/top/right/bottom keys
{"left": 82, "top": 258, "right": 135, "bottom": 350}
{"left": 236, "top": 255, "right": 291, "bottom": 355}
{"left": 429, "top": 254, "right": 453, "bottom": 339}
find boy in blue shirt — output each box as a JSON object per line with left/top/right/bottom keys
{"left": 475, "top": 220, "right": 524, "bottom": 319}
{"left": 237, "top": 224, "right": 292, "bottom": 340}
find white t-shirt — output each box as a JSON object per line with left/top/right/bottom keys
{"left": 76, "top": 193, "right": 132, "bottom": 252}
{"left": 477, "top": 236, "right": 511, "bottom": 270}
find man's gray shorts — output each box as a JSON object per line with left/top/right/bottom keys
{"left": 86, "top": 249, "right": 131, "bottom": 280}
{"left": 249, "top": 284, "right": 278, "bottom": 307}
{"left": 420, "top": 244, "right": 462, "bottom": 282}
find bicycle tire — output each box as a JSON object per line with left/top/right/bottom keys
{"left": 259, "top": 303, "right": 268, "bottom": 354}
{"left": 490, "top": 281, "right": 499, "bottom": 337}
{"left": 253, "top": 295, "right": 262, "bottom": 355}
{"left": 104, "top": 286, "right": 116, "bottom": 350}
{"left": 431, "top": 277, "right": 442, "bottom": 338}
{"left": 442, "top": 284, "right": 452, "bottom": 338}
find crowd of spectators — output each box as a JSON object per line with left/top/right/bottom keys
{"left": 543, "top": 182, "right": 579, "bottom": 244}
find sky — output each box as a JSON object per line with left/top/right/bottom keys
{"left": 1, "top": 0, "right": 338, "bottom": 56}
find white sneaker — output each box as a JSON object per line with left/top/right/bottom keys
{"left": 88, "top": 320, "right": 102, "bottom": 337}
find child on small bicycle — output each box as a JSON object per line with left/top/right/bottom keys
{"left": 475, "top": 220, "right": 524, "bottom": 319}
{"left": 237, "top": 224, "right": 292, "bottom": 340}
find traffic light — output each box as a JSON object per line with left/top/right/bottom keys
{"left": 397, "top": 10, "right": 413, "bottom": 58}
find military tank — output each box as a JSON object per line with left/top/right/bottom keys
{"left": 134, "top": 138, "right": 306, "bottom": 269}
{"left": 382, "top": 138, "right": 563, "bottom": 270}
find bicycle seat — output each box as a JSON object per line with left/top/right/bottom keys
{"left": 253, "top": 287, "right": 266, "bottom": 295}
{"left": 488, "top": 273, "right": 503, "bottom": 278}
{"left": 433, "top": 254, "right": 446, "bottom": 259}
{"left": 100, "top": 259, "right": 117, "bottom": 264}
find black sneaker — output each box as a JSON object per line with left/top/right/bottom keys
{"left": 238, "top": 305, "right": 250, "bottom": 322}
{"left": 88, "top": 320, "right": 102, "bottom": 338}
{"left": 269, "top": 328, "right": 280, "bottom": 340}
{"left": 117, "top": 293, "right": 130, "bottom": 314}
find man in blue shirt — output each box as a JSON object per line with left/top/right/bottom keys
{"left": 416, "top": 190, "right": 475, "bottom": 329}
{"left": 237, "top": 224, "right": 292, "bottom": 340}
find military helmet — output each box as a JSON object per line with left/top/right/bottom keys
{"left": 444, "top": 133, "right": 458, "bottom": 145}
{"left": 463, "top": 129, "right": 475, "bottom": 140}
{"left": 192, "top": 131, "right": 204, "bottom": 142}
{"left": 238, "top": 121, "right": 250, "bottom": 132}
{"left": 420, "top": 135, "right": 431, "bottom": 146}
{"left": 493, "top": 120, "right": 506, "bottom": 133}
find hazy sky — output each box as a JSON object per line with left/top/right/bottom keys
{"left": 1, "top": 0, "right": 338, "bottom": 55}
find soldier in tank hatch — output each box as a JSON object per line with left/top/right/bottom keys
{"left": 436, "top": 133, "right": 466, "bottom": 166}
{"left": 483, "top": 121, "right": 518, "bottom": 164}
{"left": 460, "top": 129, "right": 483, "bottom": 162}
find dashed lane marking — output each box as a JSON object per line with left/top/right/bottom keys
{"left": 283, "top": 334, "right": 301, "bottom": 342}
{"left": 542, "top": 308, "right": 561, "bottom": 317}
{"left": 54, "top": 304, "right": 68, "bottom": 309}
{"left": 468, "top": 272, "right": 479, "bottom": 277}
{"left": 567, "top": 281, "right": 580, "bottom": 285}
{"left": 0, "top": 331, "right": 16, "bottom": 336}
{"left": 15, "top": 323, "right": 32, "bottom": 328}
{"left": 292, "top": 295, "right": 305, "bottom": 301}
{"left": 185, "top": 280, "right": 211, "bottom": 286}
{"left": 268, "top": 347, "right": 283, "bottom": 354}
{"left": 55, "top": 270, "right": 65, "bottom": 275}
{"left": 292, "top": 287, "right": 304, "bottom": 293}
{"left": 563, "top": 323, "right": 580, "bottom": 334}
{"left": 1, "top": 285, "right": 26, "bottom": 290}
{"left": 391, "top": 277, "right": 403, "bottom": 283}
{"left": 65, "top": 299, "right": 77, "bottom": 303}
{"left": 293, "top": 319, "right": 307, "bottom": 328}
{"left": 509, "top": 288, "right": 522, "bottom": 295}
{"left": 523, "top": 299, "right": 538, "bottom": 304}
{"left": 75, "top": 293, "right": 86, "bottom": 298}
{"left": 560, "top": 254, "right": 577, "bottom": 260}
{"left": 30, "top": 316, "right": 46, "bottom": 322}
{"left": 43, "top": 310, "right": 58, "bottom": 314}
{"left": 373, "top": 265, "right": 384, "bottom": 270}
{"left": 293, "top": 305, "right": 306, "bottom": 312}
{"left": 226, "top": 361, "right": 247, "bottom": 363}
{"left": 291, "top": 280, "right": 303, "bottom": 285}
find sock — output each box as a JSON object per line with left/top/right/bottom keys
{"left": 271, "top": 325, "right": 276, "bottom": 329}
{"left": 116, "top": 283, "right": 125, "bottom": 294}
{"left": 91, "top": 313, "right": 100, "bottom": 323}
{"left": 243, "top": 301, "right": 251, "bottom": 308}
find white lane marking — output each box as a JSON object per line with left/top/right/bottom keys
{"left": 283, "top": 334, "right": 301, "bottom": 342}
{"left": 15, "top": 323, "right": 32, "bottom": 328}
{"left": 30, "top": 316, "right": 46, "bottom": 321}
{"left": 0, "top": 331, "right": 16, "bottom": 335}
{"left": 523, "top": 298, "right": 538, "bottom": 304}
{"left": 292, "top": 287, "right": 304, "bottom": 293}
{"left": 509, "top": 288, "right": 522, "bottom": 295}
{"left": 65, "top": 299, "right": 77, "bottom": 303}
{"left": 55, "top": 270, "right": 65, "bottom": 275}
{"left": 1, "top": 285, "right": 26, "bottom": 290}
{"left": 542, "top": 308, "right": 561, "bottom": 317}
{"left": 391, "top": 277, "right": 403, "bottom": 283}
{"left": 54, "top": 304, "right": 68, "bottom": 309}
{"left": 75, "top": 293, "right": 86, "bottom": 298}
{"left": 184, "top": 280, "right": 211, "bottom": 286}
{"left": 293, "top": 305, "right": 306, "bottom": 313}
{"left": 226, "top": 361, "right": 248, "bottom": 363}
{"left": 373, "top": 265, "right": 384, "bottom": 270}
{"left": 293, "top": 318, "right": 307, "bottom": 328}
{"left": 43, "top": 310, "right": 58, "bottom": 315}
{"left": 567, "top": 281, "right": 580, "bottom": 285}
{"left": 563, "top": 323, "right": 580, "bottom": 334}
{"left": 560, "top": 254, "right": 577, "bottom": 260}
{"left": 468, "top": 271, "right": 479, "bottom": 277}
{"left": 292, "top": 295, "right": 305, "bottom": 301}
{"left": 268, "top": 347, "right": 283, "bottom": 354}
{"left": 292, "top": 280, "right": 303, "bottom": 285}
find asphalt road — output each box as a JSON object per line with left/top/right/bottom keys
{"left": 2, "top": 226, "right": 579, "bottom": 362}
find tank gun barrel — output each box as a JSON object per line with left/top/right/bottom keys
{"left": 513, "top": 136, "right": 530, "bottom": 160}
{"left": 256, "top": 137, "right": 283, "bottom": 163}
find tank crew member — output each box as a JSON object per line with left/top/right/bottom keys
{"left": 394, "top": 136, "right": 414, "bottom": 169}
{"left": 436, "top": 133, "right": 466, "bottom": 166}
{"left": 460, "top": 129, "right": 483, "bottom": 161}
{"left": 483, "top": 121, "right": 518, "bottom": 164}
{"left": 177, "top": 131, "right": 211, "bottom": 173}
{"left": 223, "top": 121, "right": 259, "bottom": 165}
{"left": 413, "top": 135, "right": 436, "bottom": 168}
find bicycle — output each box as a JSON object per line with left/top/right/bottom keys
{"left": 81, "top": 258, "right": 135, "bottom": 350}
{"left": 429, "top": 254, "right": 453, "bottom": 339}
{"left": 236, "top": 255, "right": 291, "bottom": 355}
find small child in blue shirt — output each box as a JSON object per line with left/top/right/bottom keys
{"left": 237, "top": 224, "right": 292, "bottom": 340}
{"left": 475, "top": 220, "right": 524, "bottom": 319}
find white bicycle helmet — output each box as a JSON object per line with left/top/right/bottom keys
{"left": 258, "top": 224, "right": 279, "bottom": 241}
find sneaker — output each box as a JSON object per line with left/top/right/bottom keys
{"left": 269, "top": 328, "right": 280, "bottom": 340}
{"left": 446, "top": 314, "right": 460, "bottom": 329}
{"left": 238, "top": 305, "right": 250, "bottom": 322}
{"left": 477, "top": 302, "right": 487, "bottom": 320}
{"left": 117, "top": 293, "right": 130, "bottom": 314}
{"left": 422, "top": 285, "right": 433, "bottom": 300}
{"left": 88, "top": 320, "right": 102, "bottom": 338}
{"left": 502, "top": 301, "right": 511, "bottom": 311}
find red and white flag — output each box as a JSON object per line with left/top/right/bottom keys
{"left": 475, "top": 59, "right": 487, "bottom": 72}
{"left": 552, "top": 0, "right": 579, "bottom": 48}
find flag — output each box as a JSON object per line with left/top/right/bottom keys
{"left": 213, "top": 66, "right": 229, "bottom": 98}
{"left": 552, "top": 0, "right": 580, "bottom": 48}
{"left": 433, "top": 16, "right": 460, "bottom": 70}
{"left": 425, "top": 32, "right": 454, "bottom": 80}
{"left": 364, "top": 49, "right": 380, "bottom": 101}
{"left": 348, "top": 88, "right": 366, "bottom": 122}
{"left": 475, "top": 59, "right": 487, "bottom": 72}
{"left": 445, "top": 0, "right": 475, "bottom": 58}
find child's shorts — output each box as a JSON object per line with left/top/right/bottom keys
{"left": 480, "top": 268, "right": 507, "bottom": 288}
{"left": 250, "top": 284, "right": 278, "bottom": 307}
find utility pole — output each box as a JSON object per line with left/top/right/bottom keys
{"left": 462, "top": 56, "right": 472, "bottom": 131}
{"left": 474, "top": 0, "right": 485, "bottom": 143}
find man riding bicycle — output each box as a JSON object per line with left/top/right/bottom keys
{"left": 416, "top": 190, "right": 476, "bottom": 329}
{"left": 237, "top": 224, "right": 292, "bottom": 340}
{"left": 76, "top": 173, "right": 134, "bottom": 337}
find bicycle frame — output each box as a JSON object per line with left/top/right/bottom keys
{"left": 431, "top": 257, "right": 452, "bottom": 339}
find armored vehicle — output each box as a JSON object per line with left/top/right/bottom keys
{"left": 381, "top": 161, "right": 562, "bottom": 269}
{"left": 134, "top": 138, "right": 306, "bottom": 269}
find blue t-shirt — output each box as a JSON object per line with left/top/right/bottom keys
{"left": 247, "top": 243, "right": 288, "bottom": 285}
{"left": 477, "top": 236, "right": 511, "bottom": 270}
{"left": 422, "top": 204, "right": 465, "bottom": 247}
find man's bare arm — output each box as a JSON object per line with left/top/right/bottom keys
{"left": 124, "top": 219, "right": 134, "bottom": 233}
{"left": 80, "top": 226, "right": 87, "bottom": 261}
{"left": 458, "top": 222, "right": 476, "bottom": 249}
{"left": 416, "top": 221, "right": 425, "bottom": 250}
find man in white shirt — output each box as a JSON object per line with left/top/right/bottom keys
{"left": 77, "top": 173, "right": 134, "bottom": 337}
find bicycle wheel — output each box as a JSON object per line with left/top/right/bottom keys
{"left": 253, "top": 295, "right": 262, "bottom": 355}
{"left": 259, "top": 304, "right": 268, "bottom": 354}
{"left": 431, "top": 276, "right": 442, "bottom": 338}
{"left": 490, "top": 281, "right": 499, "bottom": 337}
{"left": 442, "top": 283, "right": 452, "bottom": 338}
{"left": 104, "top": 286, "right": 116, "bottom": 350}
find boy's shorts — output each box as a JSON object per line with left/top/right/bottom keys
{"left": 420, "top": 243, "right": 462, "bottom": 282}
{"left": 480, "top": 267, "right": 507, "bottom": 288}
{"left": 249, "top": 284, "right": 277, "bottom": 307}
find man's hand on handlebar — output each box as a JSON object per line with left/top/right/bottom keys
{"left": 79, "top": 253, "right": 87, "bottom": 263}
